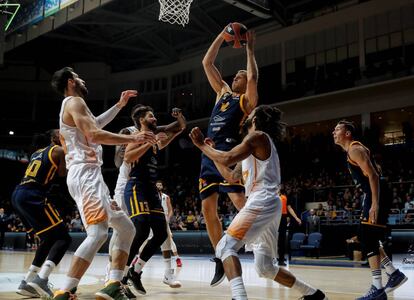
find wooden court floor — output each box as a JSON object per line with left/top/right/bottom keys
{"left": 0, "top": 251, "right": 413, "bottom": 299}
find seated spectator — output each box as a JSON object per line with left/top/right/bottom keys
{"left": 70, "top": 212, "right": 83, "bottom": 232}
{"left": 315, "top": 203, "right": 325, "bottom": 217}
{"left": 186, "top": 210, "right": 196, "bottom": 228}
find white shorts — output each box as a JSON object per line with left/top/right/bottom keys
{"left": 67, "top": 164, "right": 127, "bottom": 227}
{"left": 227, "top": 190, "right": 281, "bottom": 258}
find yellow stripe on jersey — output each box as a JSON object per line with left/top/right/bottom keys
{"left": 130, "top": 197, "right": 135, "bottom": 216}
{"left": 199, "top": 182, "right": 219, "bottom": 193}
{"left": 44, "top": 208, "right": 56, "bottom": 225}
{"left": 36, "top": 220, "right": 63, "bottom": 236}
{"left": 47, "top": 203, "right": 61, "bottom": 222}
{"left": 48, "top": 145, "right": 58, "bottom": 169}
{"left": 239, "top": 93, "right": 248, "bottom": 116}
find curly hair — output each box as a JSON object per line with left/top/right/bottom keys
{"left": 131, "top": 104, "right": 154, "bottom": 129}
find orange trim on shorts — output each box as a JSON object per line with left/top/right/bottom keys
{"left": 83, "top": 196, "right": 108, "bottom": 225}
{"left": 227, "top": 207, "right": 261, "bottom": 240}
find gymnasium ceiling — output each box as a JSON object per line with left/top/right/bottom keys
{"left": 4, "top": 0, "right": 368, "bottom": 73}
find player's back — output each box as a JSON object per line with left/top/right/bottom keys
{"left": 59, "top": 96, "right": 103, "bottom": 169}
{"left": 242, "top": 133, "right": 281, "bottom": 198}
{"left": 20, "top": 145, "right": 59, "bottom": 190}
{"left": 347, "top": 141, "right": 381, "bottom": 194}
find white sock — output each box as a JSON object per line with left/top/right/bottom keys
{"left": 292, "top": 278, "right": 317, "bottom": 296}
{"left": 372, "top": 269, "right": 382, "bottom": 289}
{"left": 381, "top": 256, "right": 397, "bottom": 275}
{"left": 230, "top": 277, "right": 247, "bottom": 300}
{"left": 164, "top": 257, "right": 172, "bottom": 274}
{"left": 123, "top": 265, "right": 129, "bottom": 277}
{"left": 61, "top": 277, "right": 80, "bottom": 291}
{"left": 134, "top": 258, "right": 146, "bottom": 273}
{"left": 104, "top": 262, "right": 111, "bottom": 283}
{"left": 38, "top": 260, "right": 56, "bottom": 280}
{"left": 109, "top": 269, "right": 124, "bottom": 282}
{"left": 24, "top": 265, "right": 40, "bottom": 282}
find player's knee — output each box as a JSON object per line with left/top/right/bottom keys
{"left": 363, "top": 239, "right": 380, "bottom": 258}
{"left": 89, "top": 223, "right": 109, "bottom": 245}
{"left": 215, "top": 234, "right": 238, "bottom": 261}
{"left": 254, "top": 255, "right": 278, "bottom": 279}
{"left": 61, "top": 231, "right": 72, "bottom": 248}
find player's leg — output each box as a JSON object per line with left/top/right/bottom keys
{"left": 160, "top": 226, "right": 181, "bottom": 288}
{"left": 96, "top": 211, "right": 136, "bottom": 300}
{"left": 54, "top": 167, "right": 110, "bottom": 299}
{"left": 227, "top": 192, "right": 246, "bottom": 211}
{"left": 215, "top": 233, "right": 246, "bottom": 300}
{"left": 358, "top": 224, "right": 387, "bottom": 300}
{"left": 12, "top": 188, "right": 45, "bottom": 297}
{"left": 124, "top": 216, "right": 151, "bottom": 295}
{"left": 29, "top": 222, "right": 72, "bottom": 298}
{"left": 277, "top": 215, "right": 287, "bottom": 266}
{"left": 380, "top": 246, "right": 407, "bottom": 293}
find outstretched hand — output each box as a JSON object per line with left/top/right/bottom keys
{"left": 117, "top": 90, "right": 138, "bottom": 108}
{"left": 133, "top": 131, "right": 157, "bottom": 145}
{"left": 246, "top": 30, "right": 256, "bottom": 51}
{"left": 171, "top": 107, "right": 183, "bottom": 119}
{"left": 189, "top": 127, "right": 205, "bottom": 147}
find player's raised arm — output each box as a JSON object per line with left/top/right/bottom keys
{"left": 202, "top": 28, "right": 230, "bottom": 97}
{"left": 243, "top": 31, "right": 259, "bottom": 114}
{"left": 156, "top": 108, "right": 187, "bottom": 150}
{"left": 95, "top": 90, "right": 138, "bottom": 129}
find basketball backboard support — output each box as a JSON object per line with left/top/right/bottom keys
{"left": 222, "top": 0, "right": 272, "bottom": 18}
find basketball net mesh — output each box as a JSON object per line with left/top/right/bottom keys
{"left": 158, "top": 0, "right": 193, "bottom": 27}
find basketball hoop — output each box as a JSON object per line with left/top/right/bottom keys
{"left": 158, "top": 0, "right": 193, "bottom": 27}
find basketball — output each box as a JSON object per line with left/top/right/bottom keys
{"left": 223, "top": 22, "right": 248, "bottom": 49}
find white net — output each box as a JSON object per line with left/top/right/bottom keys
{"left": 158, "top": 0, "right": 193, "bottom": 27}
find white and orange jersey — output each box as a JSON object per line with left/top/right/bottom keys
{"left": 59, "top": 96, "right": 103, "bottom": 169}
{"left": 113, "top": 126, "right": 137, "bottom": 204}
{"left": 160, "top": 192, "right": 170, "bottom": 217}
{"left": 241, "top": 133, "right": 280, "bottom": 197}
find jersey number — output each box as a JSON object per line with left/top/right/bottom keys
{"left": 138, "top": 201, "right": 150, "bottom": 213}
{"left": 25, "top": 160, "right": 41, "bottom": 178}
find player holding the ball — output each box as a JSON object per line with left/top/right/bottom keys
{"left": 200, "top": 22, "right": 258, "bottom": 287}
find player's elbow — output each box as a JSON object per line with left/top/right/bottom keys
{"left": 86, "top": 130, "right": 102, "bottom": 144}
{"left": 123, "top": 152, "right": 134, "bottom": 164}
{"left": 202, "top": 57, "right": 213, "bottom": 67}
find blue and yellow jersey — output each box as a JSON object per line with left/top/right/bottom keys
{"left": 347, "top": 141, "right": 381, "bottom": 194}
{"left": 129, "top": 144, "right": 158, "bottom": 185}
{"left": 20, "top": 145, "right": 59, "bottom": 190}
{"left": 207, "top": 92, "right": 248, "bottom": 150}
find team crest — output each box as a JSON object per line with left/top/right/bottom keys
{"left": 220, "top": 101, "right": 230, "bottom": 112}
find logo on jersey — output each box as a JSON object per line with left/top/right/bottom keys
{"left": 220, "top": 101, "right": 230, "bottom": 112}
{"left": 199, "top": 178, "right": 208, "bottom": 190}
{"left": 242, "top": 170, "right": 249, "bottom": 182}
{"left": 213, "top": 115, "right": 225, "bottom": 122}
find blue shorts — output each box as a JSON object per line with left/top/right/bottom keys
{"left": 124, "top": 180, "right": 164, "bottom": 220}
{"left": 199, "top": 176, "right": 244, "bottom": 200}
{"left": 11, "top": 185, "right": 64, "bottom": 236}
